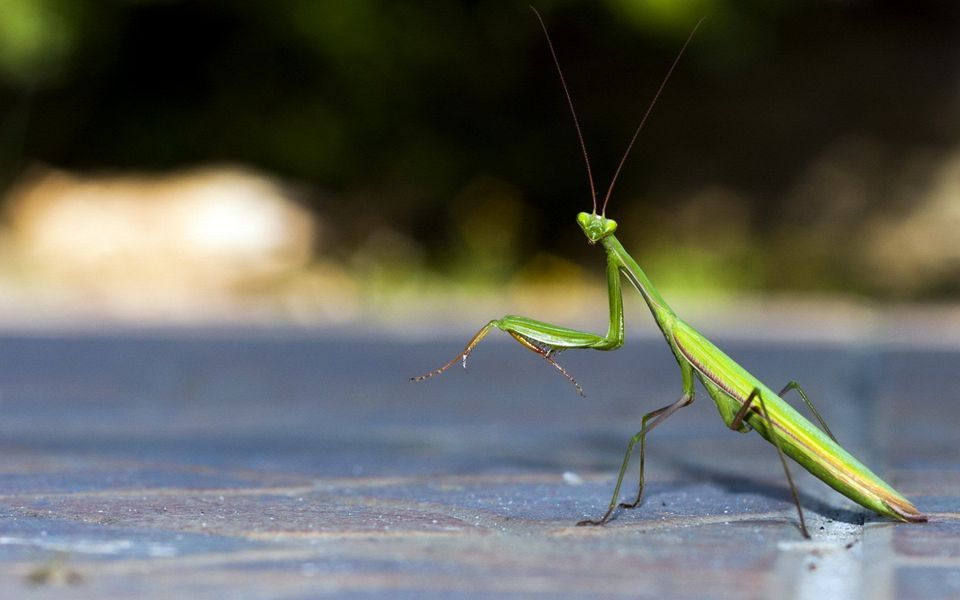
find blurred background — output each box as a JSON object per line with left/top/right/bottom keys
{"left": 1, "top": 0, "right": 960, "bottom": 330}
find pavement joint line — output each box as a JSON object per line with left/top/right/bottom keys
{"left": 923, "top": 512, "right": 960, "bottom": 520}
{"left": 0, "top": 466, "right": 316, "bottom": 487}
{"left": 3, "top": 547, "right": 377, "bottom": 573}
{"left": 21, "top": 565, "right": 737, "bottom": 598}
{"left": 549, "top": 511, "right": 797, "bottom": 536}
{"left": 0, "top": 485, "right": 319, "bottom": 500}
{"left": 897, "top": 556, "right": 960, "bottom": 567}
{"left": 0, "top": 472, "right": 614, "bottom": 500}
{"left": 861, "top": 524, "right": 895, "bottom": 600}
{"left": 4, "top": 492, "right": 508, "bottom": 529}
{"left": 5, "top": 531, "right": 508, "bottom": 568}
{"left": 777, "top": 509, "right": 864, "bottom": 600}
{"left": 773, "top": 348, "right": 876, "bottom": 600}
{"left": 308, "top": 471, "right": 711, "bottom": 489}
{"left": 240, "top": 529, "right": 480, "bottom": 540}
{"left": 0, "top": 546, "right": 761, "bottom": 596}
{"left": 0, "top": 474, "right": 483, "bottom": 499}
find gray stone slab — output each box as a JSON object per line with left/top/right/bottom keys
{"left": 0, "top": 331, "right": 954, "bottom": 598}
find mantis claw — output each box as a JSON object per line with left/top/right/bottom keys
{"left": 576, "top": 519, "right": 603, "bottom": 527}
{"left": 411, "top": 322, "right": 496, "bottom": 382}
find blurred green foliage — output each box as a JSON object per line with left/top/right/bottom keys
{"left": 0, "top": 0, "right": 79, "bottom": 85}
{"left": 2, "top": 0, "right": 960, "bottom": 299}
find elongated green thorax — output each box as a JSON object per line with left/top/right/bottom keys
{"left": 601, "top": 234, "right": 672, "bottom": 316}
{"left": 577, "top": 211, "right": 671, "bottom": 313}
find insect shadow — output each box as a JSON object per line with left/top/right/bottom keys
{"left": 666, "top": 456, "right": 866, "bottom": 526}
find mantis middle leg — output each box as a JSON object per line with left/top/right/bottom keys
{"left": 577, "top": 365, "right": 696, "bottom": 526}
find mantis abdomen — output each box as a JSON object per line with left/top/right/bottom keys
{"left": 674, "top": 319, "right": 925, "bottom": 523}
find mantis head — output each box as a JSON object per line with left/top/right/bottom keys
{"left": 577, "top": 212, "right": 617, "bottom": 243}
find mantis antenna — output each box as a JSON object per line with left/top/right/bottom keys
{"left": 531, "top": 6, "right": 703, "bottom": 217}
{"left": 531, "top": 6, "right": 599, "bottom": 214}
{"left": 602, "top": 18, "right": 704, "bottom": 216}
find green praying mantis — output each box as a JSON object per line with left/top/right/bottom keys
{"left": 413, "top": 9, "right": 926, "bottom": 538}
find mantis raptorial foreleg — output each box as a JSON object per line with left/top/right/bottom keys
{"left": 410, "top": 314, "right": 609, "bottom": 396}
{"left": 411, "top": 321, "right": 498, "bottom": 381}
{"left": 409, "top": 319, "right": 590, "bottom": 395}
{"left": 778, "top": 381, "right": 837, "bottom": 442}
{"left": 413, "top": 248, "right": 626, "bottom": 395}
{"left": 507, "top": 331, "right": 585, "bottom": 396}
{"left": 731, "top": 388, "right": 811, "bottom": 539}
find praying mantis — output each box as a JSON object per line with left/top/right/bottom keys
{"left": 413, "top": 9, "right": 926, "bottom": 538}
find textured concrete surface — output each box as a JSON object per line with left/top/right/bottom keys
{"left": 0, "top": 328, "right": 956, "bottom": 598}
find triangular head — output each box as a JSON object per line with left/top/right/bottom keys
{"left": 577, "top": 212, "right": 617, "bottom": 244}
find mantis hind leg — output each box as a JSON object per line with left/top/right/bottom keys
{"left": 731, "top": 389, "right": 811, "bottom": 539}
{"left": 577, "top": 392, "right": 694, "bottom": 526}
{"left": 778, "top": 380, "right": 837, "bottom": 443}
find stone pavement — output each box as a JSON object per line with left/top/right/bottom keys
{"left": 0, "top": 328, "right": 956, "bottom": 598}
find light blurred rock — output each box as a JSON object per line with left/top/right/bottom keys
{"left": 0, "top": 165, "right": 322, "bottom": 321}
{"left": 777, "top": 135, "right": 960, "bottom": 296}
{"left": 859, "top": 148, "right": 960, "bottom": 294}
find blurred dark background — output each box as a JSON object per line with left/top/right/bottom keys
{"left": 2, "top": 0, "right": 960, "bottom": 325}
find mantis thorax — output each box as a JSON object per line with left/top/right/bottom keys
{"left": 577, "top": 212, "right": 617, "bottom": 243}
